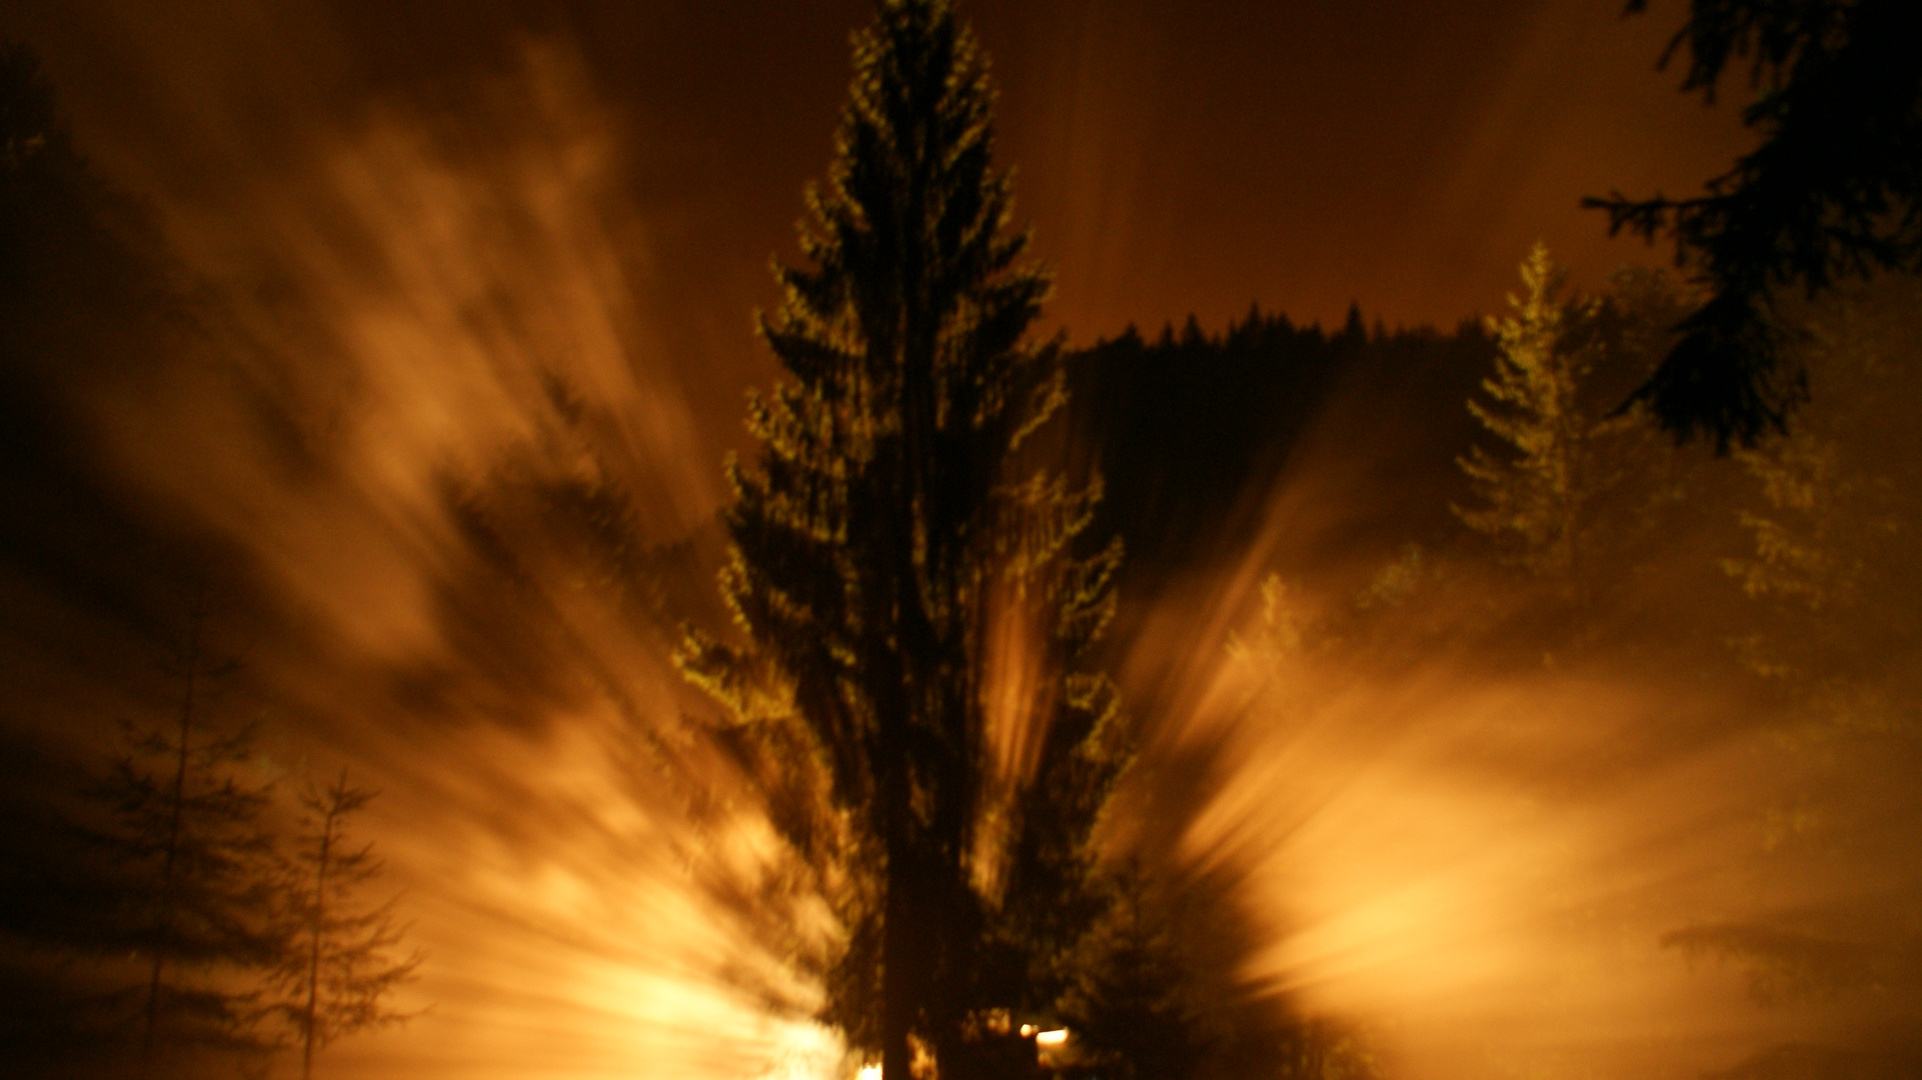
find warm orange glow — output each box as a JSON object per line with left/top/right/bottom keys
{"left": 63, "top": 44, "right": 841, "bottom": 1080}
{"left": 1101, "top": 493, "right": 1820, "bottom": 1080}
{"left": 17, "top": 4, "right": 1917, "bottom": 1080}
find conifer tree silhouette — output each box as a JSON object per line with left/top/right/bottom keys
{"left": 1589, "top": 0, "right": 1922, "bottom": 448}
{"left": 678, "top": 2, "right": 1123, "bottom": 1076}
{"left": 87, "top": 595, "right": 280, "bottom": 1076}
{"left": 269, "top": 770, "right": 421, "bottom": 1080}
{"left": 1454, "top": 243, "right": 1606, "bottom": 579}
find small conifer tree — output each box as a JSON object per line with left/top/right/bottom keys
{"left": 1454, "top": 243, "right": 1606, "bottom": 578}
{"left": 268, "top": 769, "right": 421, "bottom": 1080}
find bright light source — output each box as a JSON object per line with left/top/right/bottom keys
{"left": 857, "top": 1066, "right": 881, "bottom": 1080}
{"left": 1035, "top": 1028, "right": 1068, "bottom": 1047}
{"left": 1018, "top": 1024, "right": 1034, "bottom": 1037}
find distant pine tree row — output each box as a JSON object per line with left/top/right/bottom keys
{"left": 1066, "top": 304, "right": 1496, "bottom": 599}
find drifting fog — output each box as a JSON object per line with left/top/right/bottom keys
{"left": 3, "top": 7, "right": 1919, "bottom": 1080}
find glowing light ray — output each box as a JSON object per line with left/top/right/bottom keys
{"left": 52, "top": 31, "right": 839, "bottom": 1080}
{"left": 1122, "top": 536, "right": 1837, "bottom": 1080}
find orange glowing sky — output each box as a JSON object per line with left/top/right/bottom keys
{"left": 4, "top": 0, "right": 1754, "bottom": 426}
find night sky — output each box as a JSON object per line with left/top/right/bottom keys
{"left": 5, "top": 0, "right": 1753, "bottom": 397}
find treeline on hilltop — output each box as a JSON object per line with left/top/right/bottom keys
{"left": 1065, "top": 306, "right": 1497, "bottom": 599}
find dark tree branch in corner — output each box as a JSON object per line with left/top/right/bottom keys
{"left": 1590, "top": 0, "right": 1922, "bottom": 450}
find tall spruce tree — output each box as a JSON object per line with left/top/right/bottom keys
{"left": 678, "top": 2, "right": 1123, "bottom": 1077}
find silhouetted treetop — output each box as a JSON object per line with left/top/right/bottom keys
{"left": 1589, "top": 0, "right": 1922, "bottom": 449}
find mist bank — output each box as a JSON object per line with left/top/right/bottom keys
{"left": 3, "top": 18, "right": 1920, "bottom": 1080}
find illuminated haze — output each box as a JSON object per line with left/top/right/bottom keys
{"left": 1, "top": 1, "right": 1913, "bottom": 1079}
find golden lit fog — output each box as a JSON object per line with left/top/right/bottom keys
{"left": 2, "top": 3, "right": 1917, "bottom": 1080}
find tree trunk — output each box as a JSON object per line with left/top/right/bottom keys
{"left": 303, "top": 791, "right": 337, "bottom": 1080}
{"left": 141, "top": 596, "right": 203, "bottom": 1077}
{"left": 879, "top": 646, "right": 918, "bottom": 1080}
{"left": 881, "top": 841, "right": 914, "bottom": 1080}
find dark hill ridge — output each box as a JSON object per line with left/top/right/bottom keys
{"left": 1066, "top": 305, "right": 1496, "bottom": 600}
